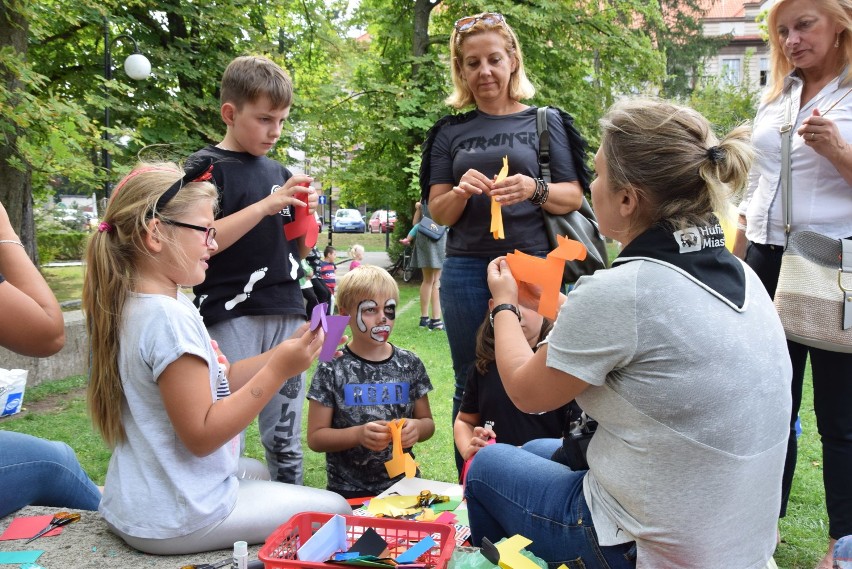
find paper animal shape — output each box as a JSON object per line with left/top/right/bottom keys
{"left": 490, "top": 156, "right": 509, "bottom": 239}
{"left": 283, "top": 191, "right": 319, "bottom": 248}
{"left": 310, "top": 303, "right": 350, "bottom": 361}
{"left": 506, "top": 236, "right": 588, "bottom": 319}
{"left": 384, "top": 418, "right": 417, "bottom": 478}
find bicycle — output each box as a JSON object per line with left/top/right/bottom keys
{"left": 387, "top": 245, "right": 417, "bottom": 282}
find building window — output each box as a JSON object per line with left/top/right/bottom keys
{"left": 759, "top": 57, "right": 769, "bottom": 87}
{"left": 721, "top": 58, "right": 741, "bottom": 86}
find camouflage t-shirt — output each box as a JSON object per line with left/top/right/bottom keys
{"left": 307, "top": 345, "right": 433, "bottom": 497}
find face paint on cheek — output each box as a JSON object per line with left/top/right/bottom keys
{"left": 384, "top": 299, "right": 397, "bottom": 321}
{"left": 356, "top": 299, "right": 377, "bottom": 333}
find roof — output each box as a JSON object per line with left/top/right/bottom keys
{"left": 700, "top": 0, "right": 746, "bottom": 19}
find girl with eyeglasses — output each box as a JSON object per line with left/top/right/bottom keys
{"left": 82, "top": 161, "right": 349, "bottom": 555}
{"left": 420, "top": 12, "right": 591, "bottom": 475}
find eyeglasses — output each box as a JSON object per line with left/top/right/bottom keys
{"left": 454, "top": 12, "right": 505, "bottom": 33}
{"left": 162, "top": 219, "right": 217, "bottom": 247}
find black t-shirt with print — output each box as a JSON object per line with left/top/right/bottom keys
{"left": 188, "top": 146, "right": 305, "bottom": 326}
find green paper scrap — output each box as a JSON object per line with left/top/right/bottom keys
{"left": 430, "top": 497, "right": 461, "bottom": 512}
{"left": 326, "top": 555, "right": 397, "bottom": 567}
{"left": 0, "top": 550, "right": 44, "bottom": 565}
{"left": 454, "top": 509, "right": 470, "bottom": 526}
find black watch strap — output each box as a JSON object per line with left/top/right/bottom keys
{"left": 489, "top": 303, "right": 521, "bottom": 327}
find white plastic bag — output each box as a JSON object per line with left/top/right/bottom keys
{"left": 0, "top": 368, "right": 28, "bottom": 416}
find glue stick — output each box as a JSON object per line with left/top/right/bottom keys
{"left": 232, "top": 540, "right": 248, "bottom": 569}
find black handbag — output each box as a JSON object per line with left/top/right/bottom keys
{"left": 551, "top": 406, "right": 598, "bottom": 471}
{"left": 537, "top": 107, "right": 608, "bottom": 283}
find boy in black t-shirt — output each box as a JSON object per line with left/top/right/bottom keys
{"left": 187, "top": 55, "right": 318, "bottom": 484}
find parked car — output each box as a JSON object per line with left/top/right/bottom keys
{"left": 332, "top": 208, "right": 366, "bottom": 233}
{"left": 368, "top": 210, "right": 397, "bottom": 233}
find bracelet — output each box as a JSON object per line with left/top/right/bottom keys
{"left": 489, "top": 303, "right": 521, "bottom": 327}
{"left": 0, "top": 240, "right": 24, "bottom": 248}
{"left": 736, "top": 221, "right": 747, "bottom": 232}
{"left": 529, "top": 178, "right": 549, "bottom": 206}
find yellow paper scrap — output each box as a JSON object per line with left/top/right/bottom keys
{"left": 496, "top": 535, "right": 541, "bottom": 569}
{"left": 384, "top": 418, "right": 418, "bottom": 478}
{"left": 416, "top": 508, "right": 439, "bottom": 522}
{"left": 366, "top": 495, "right": 421, "bottom": 517}
{"left": 490, "top": 156, "right": 509, "bottom": 239}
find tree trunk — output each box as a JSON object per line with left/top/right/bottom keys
{"left": 412, "top": 0, "right": 440, "bottom": 77}
{"left": 0, "top": 1, "right": 37, "bottom": 261}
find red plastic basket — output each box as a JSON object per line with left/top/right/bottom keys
{"left": 258, "top": 512, "right": 455, "bottom": 569}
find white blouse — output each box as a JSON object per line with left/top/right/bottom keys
{"left": 739, "top": 70, "right": 852, "bottom": 245}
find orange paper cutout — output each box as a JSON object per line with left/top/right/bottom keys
{"left": 490, "top": 156, "right": 508, "bottom": 239}
{"left": 384, "top": 418, "right": 417, "bottom": 478}
{"left": 506, "top": 235, "right": 588, "bottom": 320}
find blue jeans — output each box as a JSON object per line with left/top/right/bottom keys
{"left": 522, "top": 437, "right": 563, "bottom": 460}
{"left": 440, "top": 256, "right": 493, "bottom": 474}
{"left": 0, "top": 431, "right": 101, "bottom": 517}
{"left": 465, "top": 443, "right": 636, "bottom": 569}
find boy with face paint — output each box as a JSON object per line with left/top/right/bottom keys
{"left": 306, "top": 265, "right": 435, "bottom": 498}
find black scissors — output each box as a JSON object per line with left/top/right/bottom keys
{"left": 25, "top": 512, "right": 81, "bottom": 544}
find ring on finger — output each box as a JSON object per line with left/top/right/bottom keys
{"left": 811, "top": 132, "right": 816, "bottom": 140}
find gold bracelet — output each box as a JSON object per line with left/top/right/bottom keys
{"left": 0, "top": 240, "right": 24, "bottom": 248}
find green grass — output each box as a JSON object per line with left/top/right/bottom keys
{"left": 41, "top": 265, "right": 85, "bottom": 304}
{"left": 16, "top": 266, "right": 831, "bottom": 567}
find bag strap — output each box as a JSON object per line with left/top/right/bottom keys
{"left": 780, "top": 93, "right": 794, "bottom": 246}
{"left": 536, "top": 106, "right": 552, "bottom": 184}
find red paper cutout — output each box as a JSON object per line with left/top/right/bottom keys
{"left": 283, "top": 191, "right": 318, "bottom": 248}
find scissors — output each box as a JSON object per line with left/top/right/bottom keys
{"left": 25, "top": 511, "right": 81, "bottom": 544}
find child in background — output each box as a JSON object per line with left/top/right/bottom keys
{"left": 454, "top": 286, "right": 570, "bottom": 462}
{"left": 319, "top": 246, "right": 337, "bottom": 294}
{"left": 307, "top": 265, "right": 435, "bottom": 498}
{"left": 187, "top": 55, "right": 319, "bottom": 485}
{"left": 348, "top": 244, "right": 365, "bottom": 270}
{"left": 398, "top": 202, "right": 421, "bottom": 246}
{"left": 82, "top": 162, "right": 348, "bottom": 555}
{"left": 299, "top": 258, "right": 319, "bottom": 317}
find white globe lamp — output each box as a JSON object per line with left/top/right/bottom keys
{"left": 124, "top": 53, "right": 151, "bottom": 81}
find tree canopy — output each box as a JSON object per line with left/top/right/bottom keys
{"left": 2, "top": 0, "right": 736, "bottom": 251}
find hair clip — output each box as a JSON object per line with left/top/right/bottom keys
{"left": 154, "top": 157, "right": 215, "bottom": 211}
{"left": 97, "top": 221, "right": 114, "bottom": 233}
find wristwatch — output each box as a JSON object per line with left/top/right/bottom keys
{"left": 489, "top": 303, "right": 521, "bottom": 327}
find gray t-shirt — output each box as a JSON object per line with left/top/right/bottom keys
{"left": 545, "top": 260, "right": 791, "bottom": 569}
{"left": 99, "top": 292, "right": 240, "bottom": 539}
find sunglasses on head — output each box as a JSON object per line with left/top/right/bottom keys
{"left": 454, "top": 12, "right": 505, "bottom": 33}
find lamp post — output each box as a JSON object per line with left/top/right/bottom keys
{"left": 102, "top": 19, "right": 151, "bottom": 199}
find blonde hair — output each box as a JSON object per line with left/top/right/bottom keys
{"left": 445, "top": 14, "right": 535, "bottom": 109}
{"left": 220, "top": 55, "right": 293, "bottom": 110}
{"left": 764, "top": 0, "right": 852, "bottom": 102}
{"left": 335, "top": 265, "right": 399, "bottom": 316}
{"left": 82, "top": 162, "right": 218, "bottom": 447}
{"left": 599, "top": 98, "right": 754, "bottom": 231}
{"left": 348, "top": 244, "right": 365, "bottom": 259}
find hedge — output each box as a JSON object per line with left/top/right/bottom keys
{"left": 37, "top": 231, "right": 88, "bottom": 263}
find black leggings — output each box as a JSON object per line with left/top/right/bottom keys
{"left": 746, "top": 241, "right": 852, "bottom": 539}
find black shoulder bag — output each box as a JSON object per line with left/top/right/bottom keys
{"left": 537, "top": 106, "right": 608, "bottom": 283}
